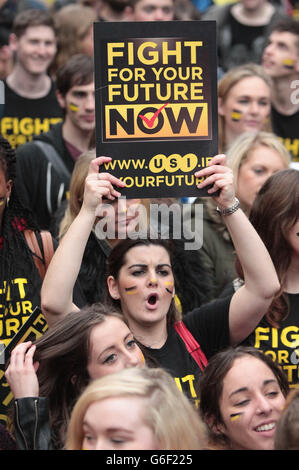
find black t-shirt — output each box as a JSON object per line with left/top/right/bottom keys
{"left": 0, "top": 236, "right": 43, "bottom": 348}
{"left": 223, "top": 12, "right": 266, "bottom": 68}
{"left": 243, "top": 293, "right": 299, "bottom": 388}
{"left": 0, "top": 80, "right": 63, "bottom": 149}
{"left": 229, "top": 13, "right": 265, "bottom": 50}
{"left": 271, "top": 106, "right": 299, "bottom": 164}
{"left": 142, "top": 295, "right": 232, "bottom": 406}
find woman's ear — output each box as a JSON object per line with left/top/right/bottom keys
{"left": 107, "top": 275, "right": 120, "bottom": 300}
{"left": 6, "top": 179, "right": 12, "bottom": 200}
{"left": 218, "top": 97, "right": 225, "bottom": 117}
{"left": 205, "top": 414, "right": 226, "bottom": 436}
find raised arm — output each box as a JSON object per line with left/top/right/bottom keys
{"left": 195, "top": 155, "right": 280, "bottom": 345}
{"left": 41, "top": 156, "right": 125, "bottom": 327}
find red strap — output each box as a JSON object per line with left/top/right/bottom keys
{"left": 24, "top": 230, "right": 54, "bottom": 279}
{"left": 174, "top": 320, "right": 208, "bottom": 372}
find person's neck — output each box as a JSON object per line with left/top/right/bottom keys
{"left": 128, "top": 318, "right": 168, "bottom": 349}
{"left": 224, "top": 126, "right": 240, "bottom": 151}
{"left": 7, "top": 64, "right": 51, "bottom": 99}
{"left": 62, "top": 119, "right": 93, "bottom": 153}
{"left": 231, "top": 2, "right": 274, "bottom": 25}
{"left": 271, "top": 75, "right": 299, "bottom": 115}
{"left": 285, "top": 254, "right": 299, "bottom": 294}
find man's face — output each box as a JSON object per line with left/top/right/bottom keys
{"left": 59, "top": 81, "right": 95, "bottom": 133}
{"left": 262, "top": 31, "right": 299, "bottom": 78}
{"left": 131, "top": 0, "right": 174, "bottom": 21}
{"left": 11, "top": 25, "right": 56, "bottom": 75}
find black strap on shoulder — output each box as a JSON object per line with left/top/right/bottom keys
{"left": 34, "top": 140, "right": 71, "bottom": 182}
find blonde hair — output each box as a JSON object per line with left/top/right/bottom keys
{"left": 65, "top": 367, "right": 208, "bottom": 450}
{"left": 51, "top": 4, "right": 97, "bottom": 75}
{"left": 218, "top": 63, "right": 272, "bottom": 153}
{"left": 227, "top": 131, "right": 291, "bottom": 189}
{"left": 59, "top": 150, "right": 96, "bottom": 239}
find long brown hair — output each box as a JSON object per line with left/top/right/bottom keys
{"left": 33, "top": 303, "right": 127, "bottom": 448}
{"left": 236, "top": 169, "right": 299, "bottom": 327}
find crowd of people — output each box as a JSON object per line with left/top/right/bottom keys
{"left": 0, "top": 0, "right": 298, "bottom": 452}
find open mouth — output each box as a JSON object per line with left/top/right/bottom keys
{"left": 146, "top": 293, "right": 159, "bottom": 309}
{"left": 254, "top": 422, "right": 276, "bottom": 433}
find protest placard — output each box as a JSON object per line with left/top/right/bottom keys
{"left": 94, "top": 20, "right": 218, "bottom": 198}
{"left": 0, "top": 307, "right": 47, "bottom": 426}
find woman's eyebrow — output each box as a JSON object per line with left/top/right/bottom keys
{"left": 128, "top": 264, "right": 147, "bottom": 269}
{"left": 229, "top": 387, "right": 248, "bottom": 398}
{"left": 229, "top": 380, "right": 278, "bottom": 398}
{"left": 263, "top": 379, "right": 277, "bottom": 387}
{"left": 97, "top": 333, "right": 133, "bottom": 359}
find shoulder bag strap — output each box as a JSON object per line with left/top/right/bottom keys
{"left": 40, "top": 231, "right": 55, "bottom": 272}
{"left": 34, "top": 140, "right": 71, "bottom": 181}
{"left": 174, "top": 320, "right": 208, "bottom": 372}
{"left": 24, "top": 230, "right": 55, "bottom": 280}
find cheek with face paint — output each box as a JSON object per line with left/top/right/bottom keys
{"left": 69, "top": 102, "right": 79, "bottom": 112}
{"left": 230, "top": 412, "right": 243, "bottom": 422}
{"left": 282, "top": 58, "right": 294, "bottom": 70}
{"left": 164, "top": 281, "right": 174, "bottom": 297}
{"left": 125, "top": 286, "right": 138, "bottom": 295}
{"left": 231, "top": 109, "right": 242, "bottom": 122}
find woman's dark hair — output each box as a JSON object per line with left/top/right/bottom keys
{"left": 105, "top": 237, "right": 180, "bottom": 326}
{"left": 236, "top": 169, "right": 299, "bottom": 327}
{"left": 33, "top": 302, "right": 126, "bottom": 449}
{"left": 0, "top": 136, "right": 40, "bottom": 315}
{"left": 199, "top": 346, "right": 289, "bottom": 449}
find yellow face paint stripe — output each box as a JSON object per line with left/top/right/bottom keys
{"left": 69, "top": 102, "right": 79, "bottom": 112}
{"left": 283, "top": 58, "right": 294, "bottom": 68}
{"left": 231, "top": 110, "right": 242, "bottom": 121}
{"left": 125, "top": 286, "right": 138, "bottom": 295}
{"left": 230, "top": 413, "right": 242, "bottom": 422}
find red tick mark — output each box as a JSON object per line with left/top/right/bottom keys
{"left": 139, "top": 103, "right": 169, "bottom": 128}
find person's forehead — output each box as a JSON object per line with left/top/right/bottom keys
{"left": 270, "top": 30, "right": 299, "bottom": 48}
{"left": 222, "top": 356, "right": 277, "bottom": 395}
{"left": 21, "top": 25, "right": 56, "bottom": 40}
{"left": 124, "top": 244, "right": 171, "bottom": 264}
{"left": 136, "top": 0, "right": 174, "bottom": 7}
{"left": 229, "top": 76, "right": 269, "bottom": 96}
{"left": 68, "top": 82, "right": 95, "bottom": 93}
